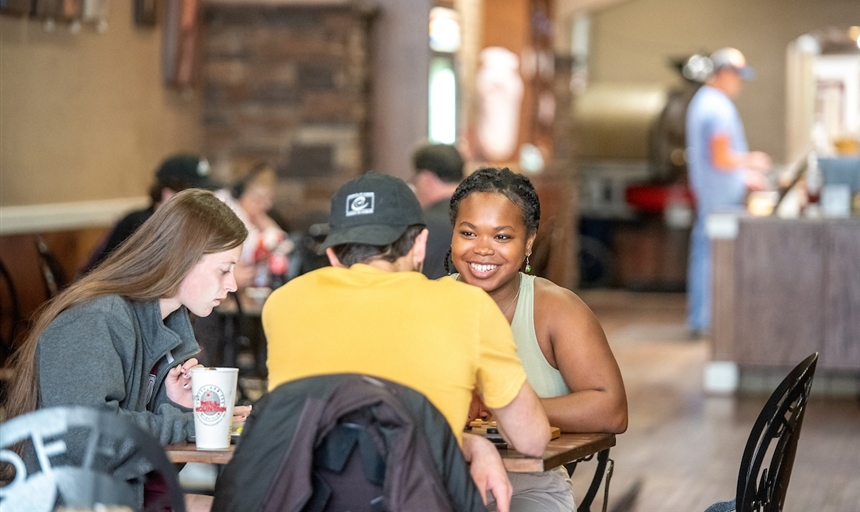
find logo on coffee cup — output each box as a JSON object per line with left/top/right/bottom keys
{"left": 194, "top": 384, "right": 228, "bottom": 425}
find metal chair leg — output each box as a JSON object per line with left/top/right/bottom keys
{"left": 601, "top": 457, "right": 615, "bottom": 512}
{"left": 577, "top": 448, "right": 613, "bottom": 512}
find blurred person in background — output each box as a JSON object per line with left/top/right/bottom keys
{"left": 411, "top": 143, "right": 465, "bottom": 279}
{"left": 81, "top": 154, "right": 218, "bottom": 275}
{"left": 195, "top": 162, "right": 291, "bottom": 369}
{"left": 215, "top": 161, "right": 290, "bottom": 289}
{"left": 685, "top": 47, "right": 771, "bottom": 337}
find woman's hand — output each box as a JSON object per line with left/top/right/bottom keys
{"left": 232, "top": 405, "right": 252, "bottom": 424}
{"left": 165, "top": 358, "right": 203, "bottom": 408}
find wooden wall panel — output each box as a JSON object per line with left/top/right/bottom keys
{"left": 476, "top": 0, "right": 554, "bottom": 165}
{"left": 734, "top": 220, "right": 825, "bottom": 366}
{"left": 530, "top": 174, "right": 576, "bottom": 290}
{"left": 0, "top": 227, "right": 107, "bottom": 347}
{"left": 711, "top": 236, "right": 735, "bottom": 360}
{"left": 714, "top": 218, "right": 860, "bottom": 371}
{"left": 823, "top": 221, "right": 860, "bottom": 369}
{"left": 481, "top": 0, "right": 529, "bottom": 53}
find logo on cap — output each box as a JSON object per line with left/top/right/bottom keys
{"left": 346, "top": 192, "right": 374, "bottom": 216}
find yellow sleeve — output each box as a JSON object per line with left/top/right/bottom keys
{"left": 474, "top": 293, "right": 527, "bottom": 409}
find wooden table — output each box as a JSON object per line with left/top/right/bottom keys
{"left": 497, "top": 432, "right": 615, "bottom": 472}
{"left": 165, "top": 432, "right": 615, "bottom": 473}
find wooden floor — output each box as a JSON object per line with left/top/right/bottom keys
{"left": 572, "top": 290, "right": 860, "bottom": 512}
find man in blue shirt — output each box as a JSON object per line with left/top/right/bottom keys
{"left": 686, "top": 48, "right": 771, "bottom": 335}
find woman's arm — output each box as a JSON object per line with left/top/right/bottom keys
{"left": 38, "top": 309, "right": 193, "bottom": 445}
{"left": 533, "top": 280, "right": 628, "bottom": 433}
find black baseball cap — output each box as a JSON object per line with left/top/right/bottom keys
{"left": 155, "top": 154, "right": 218, "bottom": 190}
{"left": 320, "top": 171, "right": 424, "bottom": 252}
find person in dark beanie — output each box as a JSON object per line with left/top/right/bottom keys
{"left": 81, "top": 154, "right": 219, "bottom": 275}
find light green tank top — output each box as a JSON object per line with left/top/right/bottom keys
{"left": 510, "top": 273, "right": 570, "bottom": 398}
{"left": 452, "top": 272, "right": 569, "bottom": 398}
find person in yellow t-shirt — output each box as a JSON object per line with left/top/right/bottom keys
{"left": 263, "top": 172, "right": 550, "bottom": 512}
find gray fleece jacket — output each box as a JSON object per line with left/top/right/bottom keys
{"left": 37, "top": 295, "right": 201, "bottom": 443}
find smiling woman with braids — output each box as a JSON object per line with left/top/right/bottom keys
{"left": 447, "top": 167, "right": 628, "bottom": 512}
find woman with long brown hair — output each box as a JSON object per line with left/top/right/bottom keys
{"left": 4, "top": 189, "right": 250, "bottom": 510}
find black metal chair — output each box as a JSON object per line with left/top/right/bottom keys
{"left": 0, "top": 406, "right": 186, "bottom": 512}
{"left": 0, "top": 258, "right": 23, "bottom": 405}
{"left": 34, "top": 235, "right": 68, "bottom": 298}
{"left": 704, "top": 352, "right": 819, "bottom": 512}
{"left": 565, "top": 448, "right": 614, "bottom": 512}
{"left": 0, "top": 258, "right": 24, "bottom": 364}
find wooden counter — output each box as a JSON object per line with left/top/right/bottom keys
{"left": 711, "top": 216, "right": 860, "bottom": 371}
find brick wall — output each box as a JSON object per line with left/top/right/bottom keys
{"left": 202, "top": 4, "right": 375, "bottom": 230}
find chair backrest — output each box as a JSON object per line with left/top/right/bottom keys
{"left": 213, "top": 373, "right": 487, "bottom": 512}
{"left": 34, "top": 235, "right": 69, "bottom": 298}
{"left": 735, "top": 352, "right": 818, "bottom": 512}
{"left": 0, "top": 258, "right": 24, "bottom": 365}
{"left": 0, "top": 406, "right": 185, "bottom": 512}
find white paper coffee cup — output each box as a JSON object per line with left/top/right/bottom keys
{"left": 191, "top": 367, "right": 238, "bottom": 450}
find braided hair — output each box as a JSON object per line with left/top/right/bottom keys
{"left": 444, "top": 167, "right": 541, "bottom": 274}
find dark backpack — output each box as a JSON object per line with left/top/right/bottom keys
{"left": 212, "top": 374, "right": 487, "bottom": 512}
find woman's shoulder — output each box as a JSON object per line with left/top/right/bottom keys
{"left": 40, "top": 296, "right": 137, "bottom": 346}
{"left": 532, "top": 278, "right": 606, "bottom": 350}
{"left": 54, "top": 295, "right": 136, "bottom": 325}
{"left": 533, "top": 276, "right": 579, "bottom": 302}
{"left": 533, "top": 277, "right": 595, "bottom": 319}
{"left": 81, "top": 294, "right": 133, "bottom": 311}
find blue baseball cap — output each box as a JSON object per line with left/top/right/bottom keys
{"left": 710, "top": 47, "right": 755, "bottom": 81}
